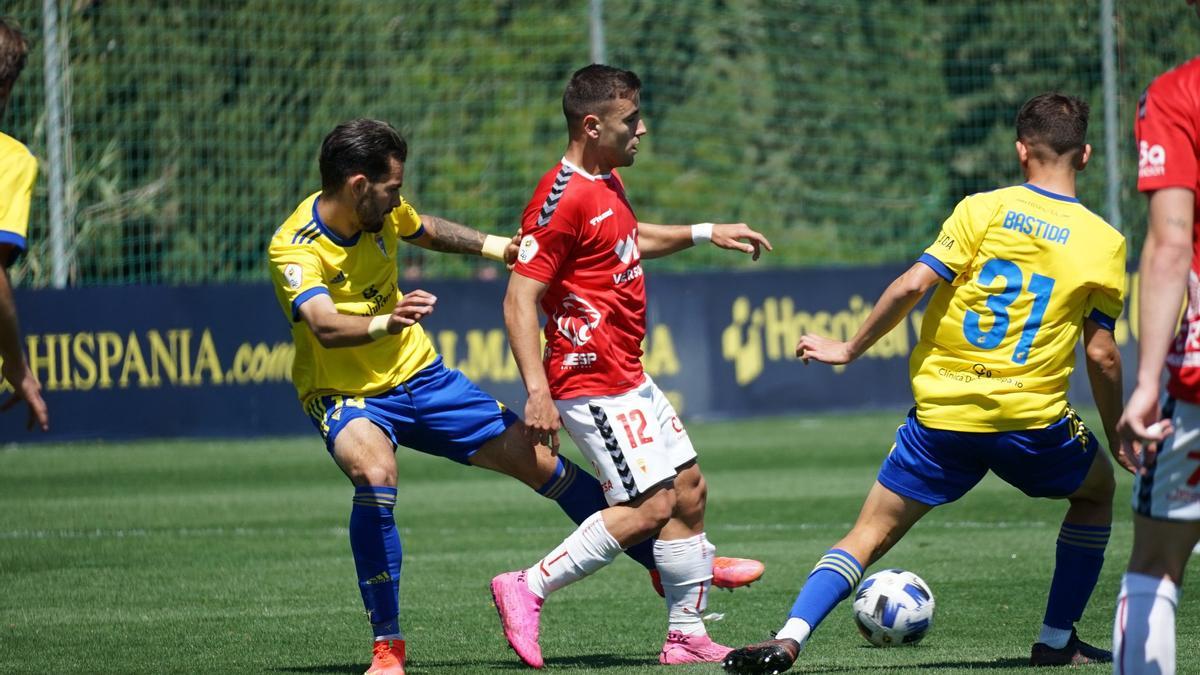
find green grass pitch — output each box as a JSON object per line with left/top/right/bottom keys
{"left": 1, "top": 410, "right": 1196, "bottom": 673}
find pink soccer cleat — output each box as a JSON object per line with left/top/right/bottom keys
{"left": 659, "top": 630, "right": 734, "bottom": 665}
{"left": 491, "top": 570, "right": 545, "bottom": 669}
{"left": 713, "top": 556, "right": 765, "bottom": 590}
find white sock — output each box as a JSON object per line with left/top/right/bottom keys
{"left": 1038, "top": 625, "right": 1073, "bottom": 650}
{"left": 524, "top": 511, "right": 623, "bottom": 599}
{"left": 654, "top": 532, "right": 713, "bottom": 636}
{"left": 776, "top": 617, "right": 812, "bottom": 647}
{"left": 1114, "top": 572, "right": 1178, "bottom": 675}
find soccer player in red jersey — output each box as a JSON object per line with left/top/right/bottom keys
{"left": 490, "top": 64, "right": 772, "bottom": 668}
{"left": 1114, "top": 4, "right": 1200, "bottom": 672}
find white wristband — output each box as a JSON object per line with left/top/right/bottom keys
{"left": 481, "top": 234, "right": 509, "bottom": 262}
{"left": 691, "top": 222, "right": 714, "bottom": 245}
{"left": 367, "top": 315, "right": 390, "bottom": 341}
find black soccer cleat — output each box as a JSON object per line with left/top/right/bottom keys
{"left": 722, "top": 638, "right": 800, "bottom": 674}
{"left": 1029, "top": 628, "right": 1112, "bottom": 666}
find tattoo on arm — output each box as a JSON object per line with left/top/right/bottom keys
{"left": 423, "top": 215, "right": 485, "bottom": 255}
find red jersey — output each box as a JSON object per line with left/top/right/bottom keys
{"left": 1136, "top": 56, "right": 1200, "bottom": 403}
{"left": 514, "top": 159, "right": 647, "bottom": 399}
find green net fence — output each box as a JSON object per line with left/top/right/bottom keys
{"left": 3, "top": 1, "right": 1198, "bottom": 287}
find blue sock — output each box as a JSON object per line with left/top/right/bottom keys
{"left": 349, "top": 486, "right": 403, "bottom": 638}
{"left": 536, "top": 456, "right": 656, "bottom": 570}
{"left": 788, "top": 548, "right": 864, "bottom": 628}
{"left": 1043, "top": 522, "right": 1109, "bottom": 629}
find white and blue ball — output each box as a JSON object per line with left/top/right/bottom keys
{"left": 851, "top": 569, "right": 935, "bottom": 647}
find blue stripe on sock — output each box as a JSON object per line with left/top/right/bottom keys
{"left": 1044, "top": 523, "right": 1109, "bottom": 629}
{"left": 790, "top": 548, "right": 864, "bottom": 628}
{"left": 536, "top": 458, "right": 568, "bottom": 496}
{"left": 350, "top": 485, "right": 403, "bottom": 638}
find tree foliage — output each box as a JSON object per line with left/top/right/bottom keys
{"left": 3, "top": 1, "right": 1196, "bottom": 286}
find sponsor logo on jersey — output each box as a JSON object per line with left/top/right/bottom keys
{"left": 554, "top": 292, "right": 602, "bottom": 347}
{"left": 518, "top": 234, "right": 539, "bottom": 263}
{"left": 589, "top": 208, "right": 614, "bottom": 226}
{"left": 1139, "top": 139, "right": 1167, "bottom": 178}
{"left": 613, "top": 264, "right": 643, "bottom": 285}
{"left": 330, "top": 270, "right": 346, "bottom": 284}
{"left": 562, "top": 352, "right": 598, "bottom": 367}
{"left": 283, "top": 263, "right": 303, "bottom": 289}
{"left": 614, "top": 233, "right": 640, "bottom": 265}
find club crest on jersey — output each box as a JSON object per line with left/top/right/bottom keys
{"left": 554, "top": 292, "right": 601, "bottom": 347}
{"left": 518, "top": 234, "right": 539, "bottom": 263}
{"left": 283, "top": 263, "right": 303, "bottom": 289}
{"left": 613, "top": 234, "right": 640, "bottom": 265}
{"left": 374, "top": 235, "right": 388, "bottom": 257}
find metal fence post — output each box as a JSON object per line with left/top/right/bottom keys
{"left": 1101, "top": 0, "right": 1122, "bottom": 234}
{"left": 590, "top": 0, "right": 606, "bottom": 65}
{"left": 41, "top": 0, "right": 70, "bottom": 288}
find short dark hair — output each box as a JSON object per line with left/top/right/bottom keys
{"left": 0, "top": 17, "right": 29, "bottom": 92}
{"left": 562, "top": 64, "right": 641, "bottom": 131}
{"left": 319, "top": 119, "right": 408, "bottom": 191}
{"left": 1015, "top": 93, "right": 1089, "bottom": 164}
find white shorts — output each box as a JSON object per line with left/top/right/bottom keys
{"left": 555, "top": 375, "right": 697, "bottom": 506}
{"left": 1133, "top": 398, "right": 1200, "bottom": 522}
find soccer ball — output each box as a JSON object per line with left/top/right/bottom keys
{"left": 851, "top": 568, "right": 935, "bottom": 647}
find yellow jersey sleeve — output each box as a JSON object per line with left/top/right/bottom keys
{"left": 0, "top": 140, "right": 37, "bottom": 263}
{"left": 387, "top": 197, "right": 424, "bottom": 241}
{"left": 918, "top": 194, "right": 995, "bottom": 282}
{"left": 269, "top": 242, "right": 329, "bottom": 321}
{"left": 1083, "top": 238, "right": 1127, "bottom": 330}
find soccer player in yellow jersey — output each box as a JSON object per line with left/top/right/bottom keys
{"left": 0, "top": 18, "right": 47, "bottom": 432}
{"left": 270, "top": 119, "right": 761, "bottom": 675}
{"left": 724, "top": 94, "right": 1128, "bottom": 674}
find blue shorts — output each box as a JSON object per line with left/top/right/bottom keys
{"left": 305, "top": 357, "right": 518, "bottom": 464}
{"left": 878, "top": 407, "right": 1099, "bottom": 506}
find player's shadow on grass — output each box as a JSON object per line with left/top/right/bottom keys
{"left": 273, "top": 653, "right": 652, "bottom": 673}
{"left": 794, "top": 656, "right": 1031, "bottom": 673}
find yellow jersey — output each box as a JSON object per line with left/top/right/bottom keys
{"left": 268, "top": 192, "right": 438, "bottom": 404}
{"left": 0, "top": 131, "right": 36, "bottom": 264}
{"left": 911, "top": 183, "right": 1125, "bottom": 432}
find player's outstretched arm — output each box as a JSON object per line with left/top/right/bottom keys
{"left": 0, "top": 254, "right": 48, "bottom": 431}
{"left": 410, "top": 214, "right": 519, "bottom": 264}
{"left": 297, "top": 290, "right": 436, "bottom": 349}
{"left": 796, "top": 262, "right": 939, "bottom": 366}
{"left": 636, "top": 222, "right": 772, "bottom": 260}
{"left": 1117, "top": 187, "right": 1193, "bottom": 463}
{"left": 503, "top": 272, "right": 560, "bottom": 452}
{"left": 1083, "top": 320, "right": 1132, "bottom": 473}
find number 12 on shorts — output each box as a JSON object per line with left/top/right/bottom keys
{"left": 616, "top": 410, "right": 654, "bottom": 448}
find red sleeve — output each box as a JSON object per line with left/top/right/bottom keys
{"left": 515, "top": 188, "right": 579, "bottom": 284}
{"left": 1136, "top": 73, "right": 1199, "bottom": 193}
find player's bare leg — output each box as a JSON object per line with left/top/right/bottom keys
{"left": 1030, "top": 450, "right": 1115, "bottom": 666}
{"left": 1114, "top": 515, "right": 1200, "bottom": 674}
{"left": 331, "top": 419, "right": 406, "bottom": 675}
{"left": 468, "top": 421, "right": 557, "bottom": 489}
{"left": 832, "top": 481, "right": 933, "bottom": 567}
{"left": 724, "top": 482, "right": 931, "bottom": 674}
